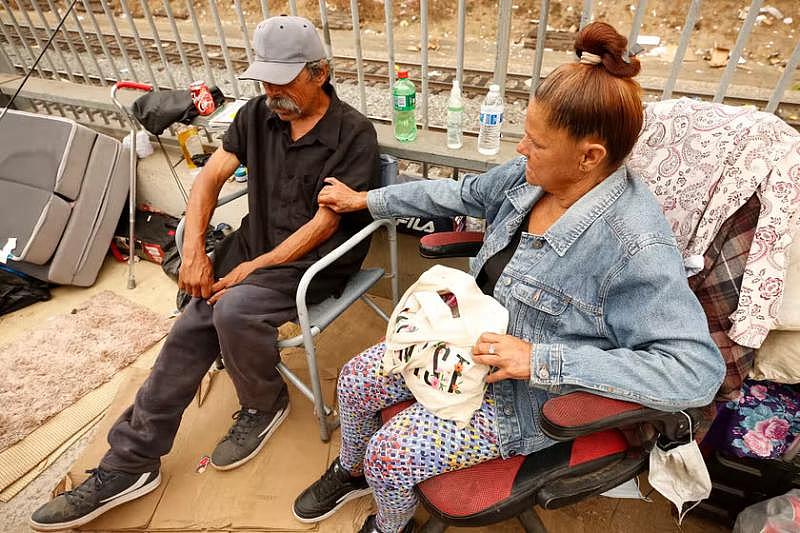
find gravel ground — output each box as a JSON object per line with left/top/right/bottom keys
{"left": 5, "top": 48, "right": 530, "bottom": 137}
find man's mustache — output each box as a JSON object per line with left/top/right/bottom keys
{"left": 267, "top": 96, "right": 301, "bottom": 114}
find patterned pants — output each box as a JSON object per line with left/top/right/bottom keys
{"left": 337, "top": 342, "right": 501, "bottom": 532}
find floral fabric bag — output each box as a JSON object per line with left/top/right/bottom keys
{"left": 383, "top": 265, "right": 509, "bottom": 426}
{"left": 719, "top": 379, "right": 800, "bottom": 459}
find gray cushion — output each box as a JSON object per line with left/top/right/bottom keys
{"left": 0, "top": 110, "right": 95, "bottom": 200}
{"left": 49, "top": 137, "right": 128, "bottom": 285}
{"left": 0, "top": 180, "right": 72, "bottom": 265}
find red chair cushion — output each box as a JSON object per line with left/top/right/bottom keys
{"left": 418, "top": 455, "right": 527, "bottom": 518}
{"left": 415, "top": 430, "right": 627, "bottom": 522}
{"left": 569, "top": 428, "right": 628, "bottom": 467}
{"left": 381, "top": 400, "right": 414, "bottom": 424}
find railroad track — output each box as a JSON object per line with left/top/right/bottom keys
{"left": 2, "top": 20, "right": 800, "bottom": 125}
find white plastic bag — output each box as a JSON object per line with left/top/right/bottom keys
{"left": 122, "top": 129, "right": 154, "bottom": 158}
{"left": 733, "top": 489, "right": 800, "bottom": 533}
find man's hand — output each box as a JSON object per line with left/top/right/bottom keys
{"left": 318, "top": 177, "right": 368, "bottom": 213}
{"left": 472, "top": 332, "right": 532, "bottom": 383}
{"left": 178, "top": 250, "right": 214, "bottom": 299}
{"left": 207, "top": 260, "right": 257, "bottom": 305}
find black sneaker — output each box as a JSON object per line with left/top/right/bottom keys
{"left": 292, "top": 457, "right": 373, "bottom": 523}
{"left": 29, "top": 468, "right": 160, "bottom": 531}
{"left": 210, "top": 391, "right": 290, "bottom": 471}
{"left": 358, "top": 514, "right": 415, "bottom": 533}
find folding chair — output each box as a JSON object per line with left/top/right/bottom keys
{"left": 176, "top": 154, "right": 399, "bottom": 442}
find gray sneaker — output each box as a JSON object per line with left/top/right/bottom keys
{"left": 29, "top": 468, "right": 160, "bottom": 531}
{"left": 211, "top": 391, "right": 290, "bottom": 471}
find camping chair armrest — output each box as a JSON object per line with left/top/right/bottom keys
{"left": 295, "top": 219, "right": 396, "bottom": 324}
{"left": 174, "top": 185, "right": 249, "bottom": 260}
{"left": 216, "top": 185, "right": 249, "bottom": 208}
{"left": 540, "top": 391, "right": 698, "bottom": 443}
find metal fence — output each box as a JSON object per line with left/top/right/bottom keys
{"left": 1, "top": 0, "right": 799, "bottom": 133}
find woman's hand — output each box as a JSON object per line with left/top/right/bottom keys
{"left": 207, "top": 260, "right": 256, "bottom": 305}
{"left": 472, "top": 332, "right": 532, "bottom": 383}
{"left": 318, "top": 177, "right": 368, "bottom": 213}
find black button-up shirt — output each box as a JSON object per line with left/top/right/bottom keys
{"left": 216, "top": 84, "right": 379, "bottom": 302}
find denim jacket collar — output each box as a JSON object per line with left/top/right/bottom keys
{"left": 505, "top": 165, "right": 628, "bottom": 257}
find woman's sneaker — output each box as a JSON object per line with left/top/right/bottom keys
{"left": 292, "top": 457, "right": 373, "bottom": 523}
{"left": 358, "top": 514, "right": 415, "bottom": 533}
{"left": 29, "top": 468, "right": 160, "bottom": 531}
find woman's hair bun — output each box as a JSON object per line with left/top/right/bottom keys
{"left": 575, "top": 21, "right": 641, "bottom": 78}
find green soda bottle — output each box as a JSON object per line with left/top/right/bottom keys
{"left": 392, "top": 70, "right": 417, "bottom": 142}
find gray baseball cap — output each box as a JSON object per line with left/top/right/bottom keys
{"left": 239, "top": 16, "right": 326, "bottom": 85}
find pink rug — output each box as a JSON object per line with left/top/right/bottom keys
{"left": 0, "top": 291, "right": 171, "bottom": 451}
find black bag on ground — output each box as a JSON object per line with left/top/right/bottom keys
{"left": 0, "top": 265, "right": 51, "bottom": 316}
{"left": 163, "top": 224, "right": 231, "bottom": 311}
{"left": 113, "top": 207, "right": 180, "bottom": 265}
{"left": 131, "top": 86, "right": 225, "bottom": 136}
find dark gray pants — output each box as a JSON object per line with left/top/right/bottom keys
{"left": 100, "top": 283, "right": 297, "bottom": 473}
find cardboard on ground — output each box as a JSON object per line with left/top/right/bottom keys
{"left": 65, "top": 362, "right": 338, "bottom": 531}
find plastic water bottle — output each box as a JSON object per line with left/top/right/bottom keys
{"left": 446, "top": 80, "right": 464, "bottom": 149}
{"left": 392, "top": 70, "right": 417, "bottom": 142}
{"left": 477, "top": 84, "right": 504, "bottom": 156}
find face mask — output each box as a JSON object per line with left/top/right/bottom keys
{"left": 647, "top": 412, "right": 712, "bottom": 525}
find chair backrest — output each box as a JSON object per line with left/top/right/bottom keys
{"left": 628, "top": 97, "right": 800, "bottom": 353}
{"left": 628, "top": 98, "right": 798, "bottom": 259}
{"left": 379, "top": 153, "right": 398, "bottom": 188}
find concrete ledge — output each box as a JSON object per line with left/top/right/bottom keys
{"left": 0, "top": 76, "right": 519, "bottom": 171}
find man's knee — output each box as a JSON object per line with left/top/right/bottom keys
{"left": 211, "top": 285, "right": 269, "bottom": 334}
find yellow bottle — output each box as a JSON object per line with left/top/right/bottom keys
{"left": 177, "top": 125, "right": 203, "bottom": 168}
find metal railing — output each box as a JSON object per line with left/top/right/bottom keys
{"left": 1, "top": 0, "right": 799, "bottom": 142}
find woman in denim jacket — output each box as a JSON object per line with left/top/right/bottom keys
{"left": 294, "top": 22, "right": 725, "bottom": 533}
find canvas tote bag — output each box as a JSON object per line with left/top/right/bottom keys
{"left": 383, "top": 265, "right": 509, "bottom": 425}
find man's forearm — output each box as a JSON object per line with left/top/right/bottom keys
{"left": 183, "top": 178, "right": 218, "bottom": 254}
{"left": 182, "top": 148, "right": 240, "bottom": 256}
{"left": 251, "top": 209, "right": 340, "bottom": 269}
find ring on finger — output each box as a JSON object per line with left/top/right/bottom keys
{"left": 488, "top": 343, "right": 495, "bottom": 355}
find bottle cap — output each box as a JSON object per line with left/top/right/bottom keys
{"left": 397, "top": 70, "right": 409, "bottom": 79}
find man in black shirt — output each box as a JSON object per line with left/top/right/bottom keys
{"left": 30, "top": 16, "right": 379, "bottom": 531}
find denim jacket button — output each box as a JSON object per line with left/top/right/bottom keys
{"left": 503, "top": 405, "right": 514, "bottom": 416}
{"left": 532, "top": 239, "right": 543, "bottom": 249}
{"left": 503, "top": 277, "right": 512, "bottom": 286}
{"left": 538, "top": 367, "right": 550, "bottom": 380}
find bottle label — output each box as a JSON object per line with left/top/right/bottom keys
{"left": 447, "top": 109, "right": 462, "bottom": 128}
{"left": 185, "top": 133, "right": 203, "bottom": 157}
{"left": 394, "top": 93, "right": 416, "bottom": 112}
{"left": 479, "top": 112, "right": 503, "bottom": 126}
